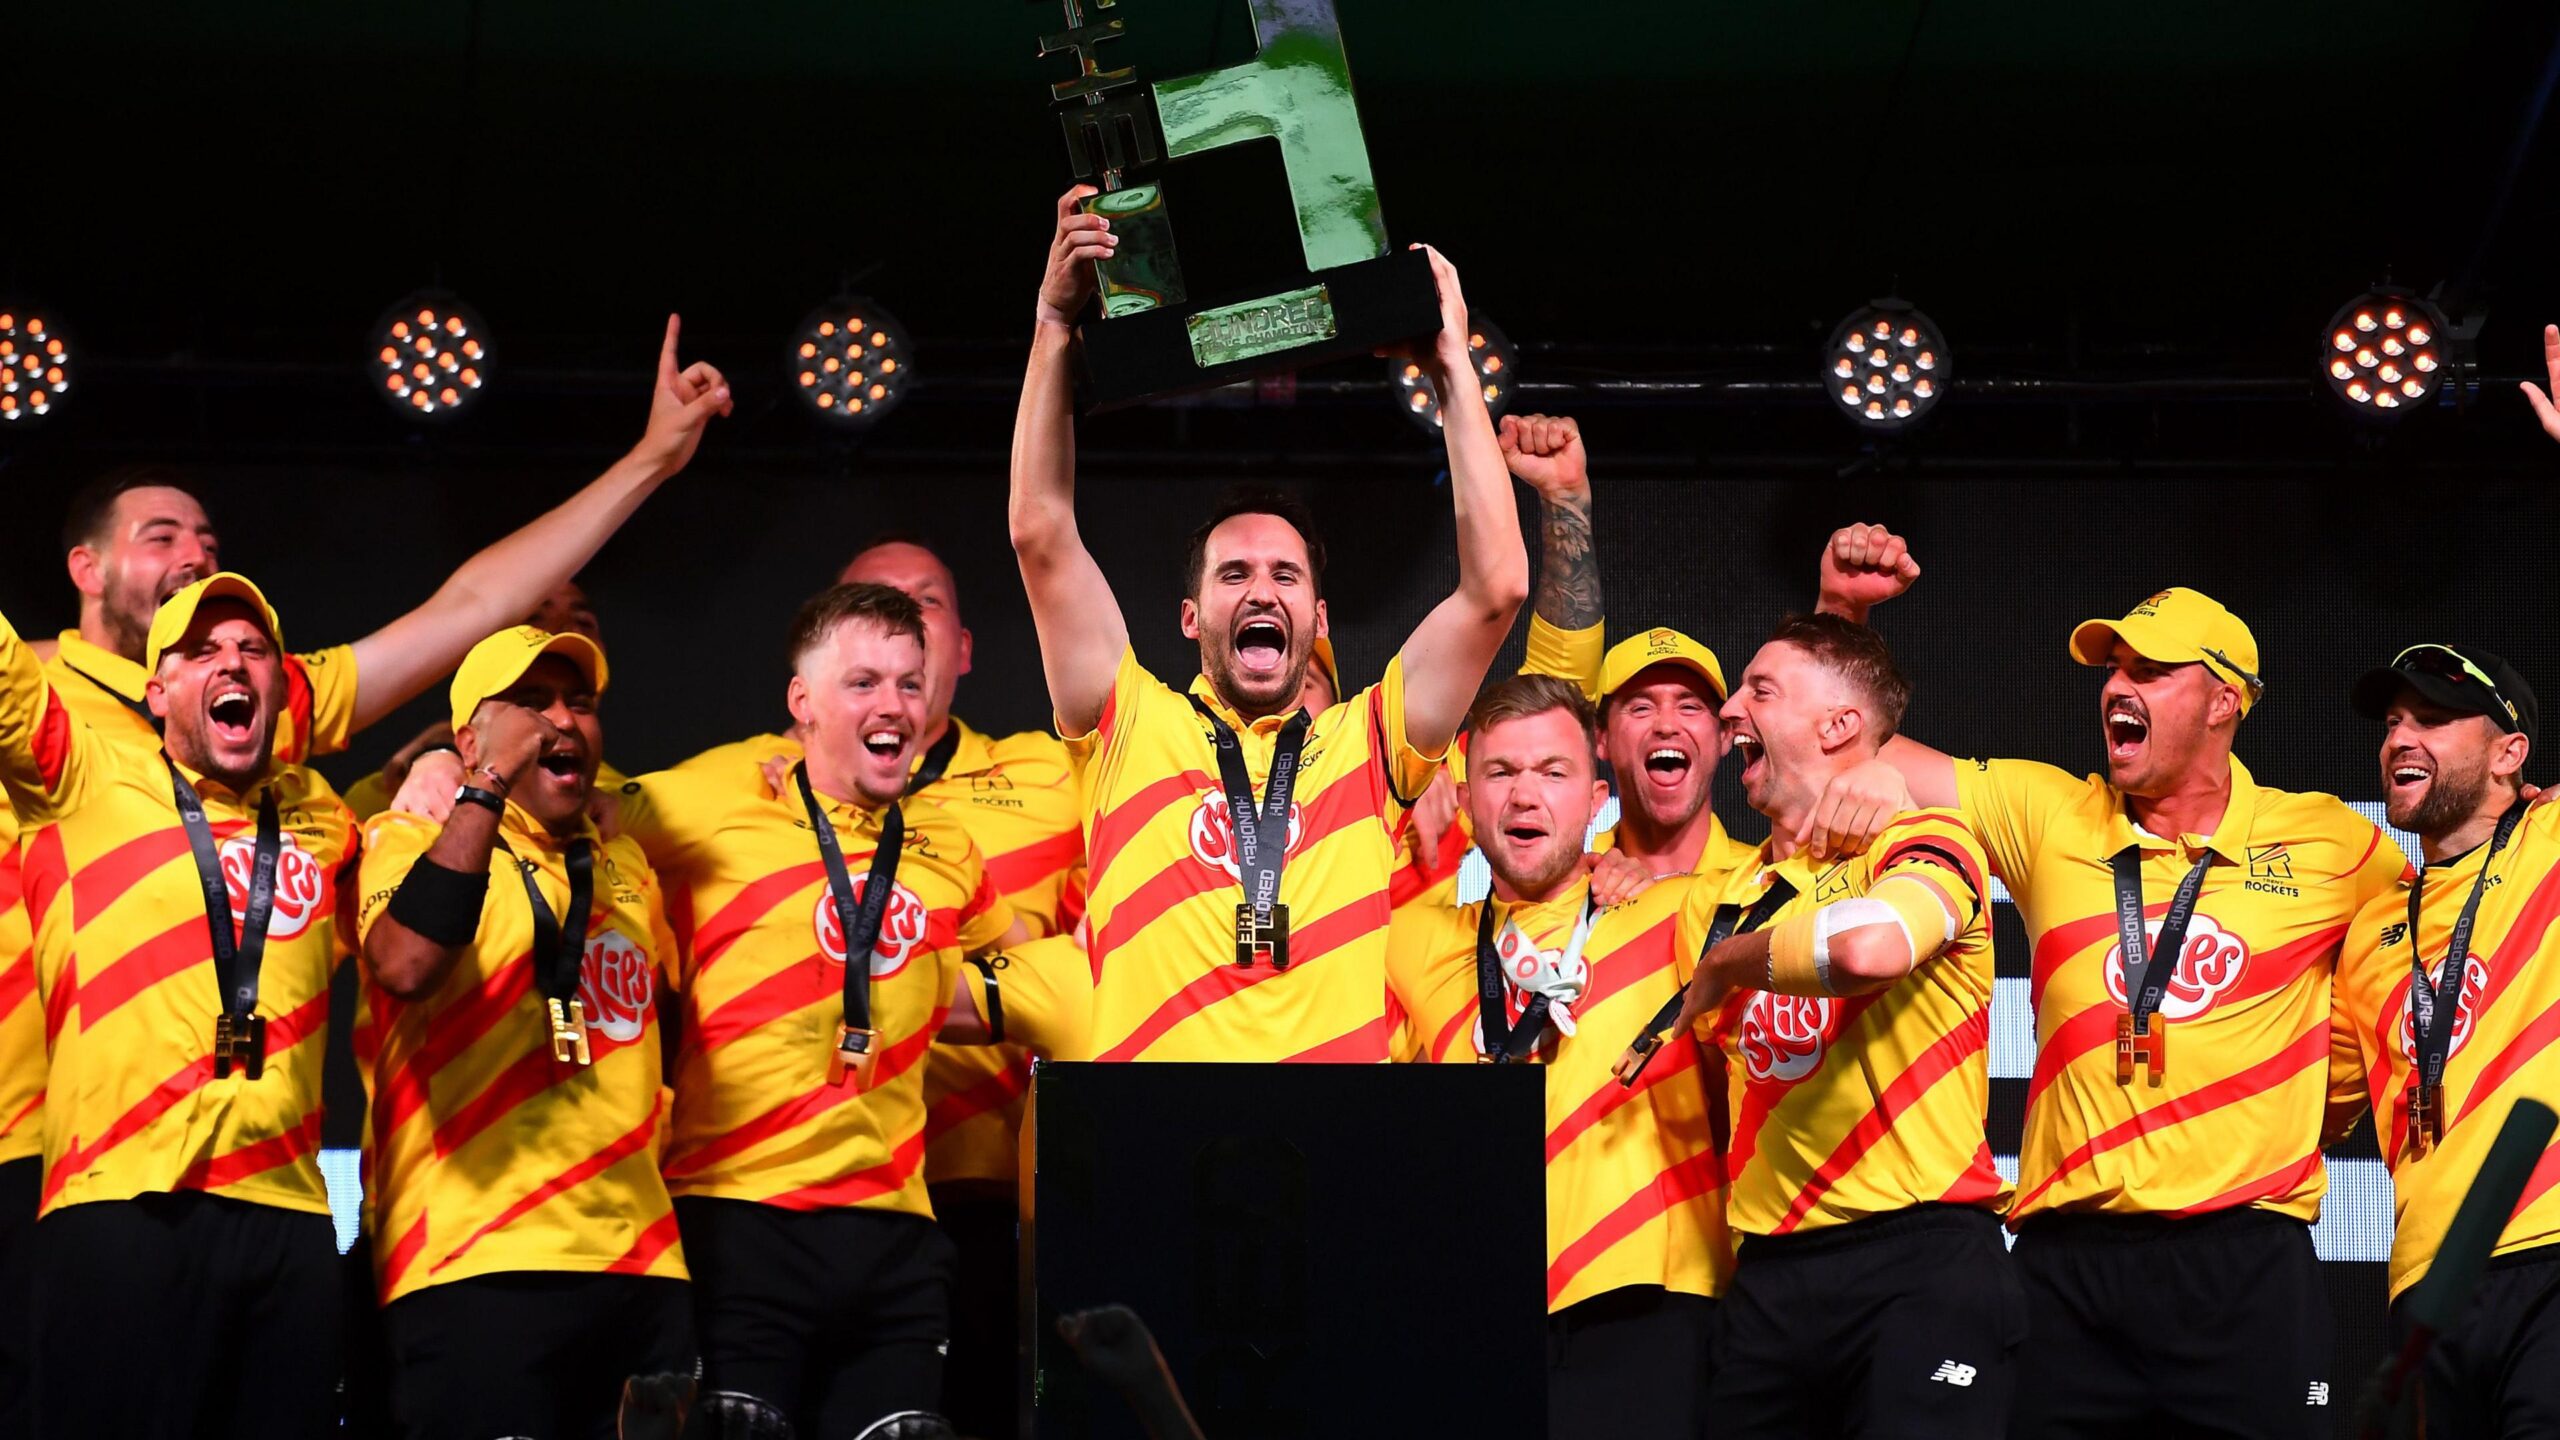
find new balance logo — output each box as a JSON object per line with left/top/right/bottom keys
{"left": 2307, "top": 1382, "right": 2330, "bottom": 1406}
{"left": 1929, "top": 1361, "right": 1977, "bottom": 1387}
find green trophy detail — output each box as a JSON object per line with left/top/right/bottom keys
{"left": 1085, "top": 184, "right": 1185, "bottom": 317}
{"left": 1186, "top": 285, "right": 1337, "bottom": 368}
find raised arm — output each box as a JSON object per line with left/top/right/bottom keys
{"left": 1011, "top": 186, "right": 1133, "bottom": 737}
{"left": 363, "top": 703, "right": 551, "bottom": 999}
{"left": 1801, "top": 523, "right": 1957, "bottom": 830}
{"left": 2526, "top": 323, "right": 2560, "bottom": 444}
{"left": 1393, "top": 247, "right": 1532, "bottom": 755}
{"left": 0, "top": 609, "right": 106, "bottom": 822}
{"left": 1505, "top": 414, "right": 1599, "bottom": 633}
{"left": 346, "top": 318, "right": 731, "bottom": 730}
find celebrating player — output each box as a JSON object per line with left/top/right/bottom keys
{"left": 1010, "top": 187, "right": 1528, "bottom": 1061}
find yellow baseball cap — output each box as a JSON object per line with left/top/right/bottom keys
{"left": 448, "top": 625, "right": 609, "bottom": 731}
{"left": 1599, "top": 627, "right": 1727, "bottom": 703}
{"left": 145, "top": 573, "right": 284, "bottom": 673}
{"left": 2068, "top": 587, "right": 2264, "bottom": 713}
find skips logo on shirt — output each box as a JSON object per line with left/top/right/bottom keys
{"left": 578, "top": 930, "right": 654, "bottom": 1045}
{"left": 218, "top": 832, "right": 327, "bottom": 942}
{"left": 2102, "top": 912, "right": 2250, "bottom": 1020}
{"left": 2399, "top": 955, "right": 2488, "bottom": 1065}
{"left": 1187, "top": 789, "right": 1306, "bottom": 880}
{"left": 812, "top": 877, "right": 929, "bottom": 978}
{"left": 1737, "top": 993, "right": 1836, "bottom": 1082}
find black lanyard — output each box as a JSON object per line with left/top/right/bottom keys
{"left": 796, "top": 763, "right": 905, "bottom": 1083}
{"left": 2410, "top": 803, "right": 2526, "bottom": 1105}
{"left": 1475, "top": 894, "right": 1595, "bottom": 1064}
{"left": 2111, "top": 842, "right": 2216, "bottom": 1037}
{"left": 905, "top": 725, "right": 962, "bottom": 796}
{"left": 68, "top": 661, "right": 161, "bottom": 733}
{"left": 497, "top": 834, "right": 595, "bottom": 1064}
{"left": 167, "top": 760, "right": 279, "bottom": 1079}
{"left": 1189, "top": 697, "right": 1311, "bottom": 969}
{"left": 1619, "top": 874, "right": 1799, "bottom": 1085}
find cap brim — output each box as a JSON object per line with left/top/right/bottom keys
{"left": 2069, "top": 616, "right": 2207, "bottom": 669}
{"left": 454, "top": 633, "right": 609, "bottom": 731}
{"left": 147, "top": 574, "right": 283, "bottom": 671}
{"left": 2352, "top": 664, "right": 2510, "bottom": 728}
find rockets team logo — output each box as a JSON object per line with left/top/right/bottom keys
{"left": 1737, "top": 993, "right": 1836, "bottom": 1082}
{"left": 219, "top": 832, "right": 326, "bottom": 941}
{"left": 2103, "top": 912, "right": 2251, "bottom": 1020}
{"left": 1186, "top": 789, "right": 1306, "bottom": 879}
{"left": 813, "top": 877, "right": 930, "bottom": 979}
{"left": 2400, "top": 954, "right": 2489, "bottom": 1065}
{"left": 578, "top": 930, "right": 654, "bottom": 1045}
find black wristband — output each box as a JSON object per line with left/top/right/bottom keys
{"left": 454, "top": 785, "right": 507, "bottom": 815}
{"left": 386, "top": 857, "right": 489, "bottom": 948}
{"left": 967, "top": 953, "right": 1008, "bottom": 1046}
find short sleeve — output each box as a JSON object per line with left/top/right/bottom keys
{"left": 2340, "top": 812, "right": 2417, "bottom": 909}
{"left": 287, "top": 645, "right": 361, "bottom": 760}
{"left": 342, "top": 770, "right": 393, "bottom": 822}
{"left": 1868, "top": 810, "right": 1993, "bottom": 926}
{"left": 1369, "top": 655, "right": 1448, "bottom": 809}
{"left": 1950, "top": 756, "right": 2083, "bottom": 898}
{"left": 1522, "top": 613, "right": 1605, "bottom": 702}
{"left": 986, "top": 932, "right": 1094, "bottom": 1062}
{"left": 954, "top": 858, "right": 1017, "bottom": 958}
{"left": 0, "top": 611, "right": 108, "bottom": 825}
{"left": 1060, "top": 646, "right": 1155, "bottom": 772}
{"left": 355, "top": 811, "right": 445, "bottom": 942}
{"left": 617, "top": 765, "right": 729, "bottom": 875}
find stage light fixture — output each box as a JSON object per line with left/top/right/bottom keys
{"left": 370, "top": 293, "right": 491, "bottom": 422}
{"left": 1825, "top": 300, "right": 1950, "bottom": 432}
{"left": 2320, "top": 288, "right": 2450, "bottom": 418}
{"left": 0, "top": 312, "right": 70, "bottom": 423}
{"left": 1391, "top": 317, "right": 1517, "bottom": 435}
{"left": 790, "top": 297, "right": 913, "bottom": 427}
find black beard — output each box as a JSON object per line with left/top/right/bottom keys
{"left": 1204, "top": 641, "right": 1309, "bottom": 720}
{"left": 2402, "top": 764, "right": 2491, "bottom": 839}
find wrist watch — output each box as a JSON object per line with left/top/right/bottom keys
{"left": 454, "top": 785, "right": 508, "bottom": 815}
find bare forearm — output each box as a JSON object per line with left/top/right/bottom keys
{"left": 1532, "top": 487, "right": 1601, "bottom": 631}
{"left": 1439, "top": 380, "right": 1530, "bottom": 621}
{"left": 1010, "top": 320, "right": 1127, "bottom": 735}
{"left": 366, "top": 804, "right": 503, "bottom": 999}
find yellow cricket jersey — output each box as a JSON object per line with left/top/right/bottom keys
{"left": 923, "top": 928, "right": 1098, "bottom": 1175}
{"left": 2337, "top": 801, "right": 2560, "bottom": 1300}
{"left": 1956, "top": 755, "right": 2408, "bottom": 1223}
{"left": 0, "top": 616, "right": 354, "bottom": 1219}
{"left": 1388, "top": 876, "right": 1733, "bottom": 1311}
{"left": 1681, "top": 810, "right": 2006, "bottom": 1235}
{"left": 1070, "top": 648, "right": 1439, "bottom": 1063}
{"left": 346, "top": 759, "right": 630, "bottom": 822}
{"left": 353, "top": 807, "right": 684, "bottom": 1304}
{"left": 621, "top": 760, "right": 1013, "bottom": 1216}
{"left": 0, "top": 804, "right": 37, "bottom": 1167}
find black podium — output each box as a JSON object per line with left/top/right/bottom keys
{"left": 1022, "top": 1062, "right": 1546, "bottom": 1439}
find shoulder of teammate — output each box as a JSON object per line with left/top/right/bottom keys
{"left": 613, "top": 758, "right": 750, "bottom": 868}
{"left": 980, "top": 726, "right": 1078, "bottom": 786}
{"left": 905, "top": 796, "right": 1013, "bottom": 949}
{"left": 2261, "top": 784, "right": 2414, "bottom": 901}
{"left": 1951, "top": 754, "right": 2091, "bottom": 823}
{"left": 355, "top": 808, "right": 445, "bottom": 936}
{"left": 1598, "top": 871, "right": 1695, "bottom": 937}
{"left": 1865, "top": 809, "right": 1991, "bottom": 910}
{"left": 0, "top": 610, "right": 113, "bottom": 823}
{"left": 1062, "top": 645, "right": 1163, "bottom": 760}
{"left": 284, "top": 643, "right": 361, "bottom": 759}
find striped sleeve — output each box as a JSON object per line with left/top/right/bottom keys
{"left": 0, "top": 610, "right": 106, "bottom": 823}
{"left": 288, "top": 645, "right": 361, "bottom": 759}
{"left": 1950, "top": 756, "right": 2079, "bottom": 893}
{"left": 1869, "top": 809, "right": 1991, "bottom": 925}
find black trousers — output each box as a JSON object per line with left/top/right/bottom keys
{"left": 30, "top": 1191, "right": 339, "bottom": 1440}
{"left": 2008, "top": 1208, "right": 2331, "bottom": 1440}
{"left": 1547, "top": 1284, "right": 1715, "bottom": 1440}
{"left": 677, "top": 1195, "right": 955, "bottom": 1438}
{"left": 931, "top": 1183, "right": 1019, "bottom": 1440}
{"left": 0, "top": 1158, "right": 37, "bottom": 1440}
{"left": 2390, "top": 1242, "right": 2560, "bottom": 1439}
{"left": 1710, "top": 1204, "right": 2025, "bottom": 1439}
{"left": 383, "top": 1270, "right": 694, "bottom": 1440}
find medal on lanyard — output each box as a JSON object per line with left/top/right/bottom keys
{"left": 796, "top": 764, "right": 905, "bottom": 1090}
{"left": 2406, "top": 803, "right": 2524, "bottom": 1157}
{"left": 1192, "top": 699, "right": 1310, "bottom": 970}
{"left": 168, "top": 762, "right": 280, "bottom": 1081}
{"left": 1475, "top": 896, "right": 1594, "bottom": 1064}
{"left": 501, "top": 836, "right": 597, "bottom": 1066}
{"left": 2110, "top": 843, "right": 2214, "bottom": 1087}
{"left": 1617, "top": 875, "right": 1798, "bottom": 1086}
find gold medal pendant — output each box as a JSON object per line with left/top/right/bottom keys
{"left": 213, "top": 1012, "right": 266, "bottom": 1080}
{"left": 829, "top": 1023, "right": 881, "bottom": 1090}
{"left": 2407, "top": 1081, "right": 2444, "bottom": 1160}
{"left": 1233, "top": 902, "right": 1291, "bottom": 970}
{"left": 548, "top": 997, "right": 593, "bottom": 1066}
{"left": 2114, "top": 1013, "right": 2166, "bottom": 1087}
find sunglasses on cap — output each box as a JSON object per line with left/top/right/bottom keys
{"left": 2394, "top": 643, "right": 2523, "bottom": 731}
{"left": 2199, "top": 646, "right": 2264, "bottom": 702}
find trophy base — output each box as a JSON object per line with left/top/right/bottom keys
{"left": 1075, "top": 247, "right": 1440, "bottom": 413}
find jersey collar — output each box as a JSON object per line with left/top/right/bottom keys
{"left": 1481, "top": 874, "right": 1594, "bottom": 929}
{"left": 498, "top": 799, "right": 602, "bottom": 854}
{"left": 55, "top": 629, "right": 148, "bottom": 699}
{"left": 2113, "top": 754, "right": 2260, "bottom": 863}
{"left": 1184, "top": 673, "right": 1302, "bottom": 736}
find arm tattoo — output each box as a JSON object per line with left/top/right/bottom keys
{"left": 1533, "top": 492, "right": 1603, "bottom": 630}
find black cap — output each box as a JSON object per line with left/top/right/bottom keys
{"left": 2351, "top": 643, "right": 2538, "bottom": 742}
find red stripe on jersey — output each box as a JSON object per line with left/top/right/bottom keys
{"left": 1430, "top": 999, "right": 1476, "bottom": 1063}
{"left": 690, "top": 953, "right": 828, "bottom": 1056}
{"left": 1546, "top": 1147, "right": 1722, "bottom": 1306}
{"left": 2026, "top": 1003, "right": 2121, "bottom": 1110}
{"left": 1088, "top": 772, "right": 1212, "bottom": 883}
{"left": 377, "top": 952, "right": 539, "bottom": 1136}
{"left": 1092, "top": 764, "right": 1381, "bottom": 959}
{"left": 2326, "top": 825, "right": 2386, "bottom": 883}
{"left": 69, "top": 914, "right": 210, "bottom": 1027}
{"left": 280, "top": 657, "right": 317, "bottom": 763}
{"left": 21, "top": 826, "right": 64, "bottom": 937}
{"left": 380, "top": 1211, "right": 431, "bottom": 1299}
{"left": 760, "top": 1129, "right": 929, "bottom": 1211}
{"left": 1769, "top": 1009, "right": 1989, "bottom": 1234}
{"left": 689, "top": 862, "right": 826, "bottom": 974}
{"left": 2012, "top": 1020, "right": 2328, "bottom": 1214}
{"left": 1547, "top": 1035, "right": 1704, "bottom": 1162}
{"left": 1572, "top": 916, "right": 1680, "bottom": 1016}
{"left": 182, "top": 1106, "right": 324, "bottom": 1191}
{"left": 663, "top": 1008, "right": 944, "bottom": 1180}
{"left": 429, "top": 1046, "right": 575, "bottom": 1159}
{"left": 40, "top": 990, "right": 329, "bottom": 1207}
{"left": 2167, "top": 1146, "right": 2324, "bottom": 1218}
{"left": 429, "top": 1100, "right": 664, "bottom": 1276}
{"left": 0, "top": 952, "right": 35, "bottom": 1026}
{"left": 0, "top": 851, "right": 19, "bottom": 917}
{"left": 2452, "top": 991, "right": 2560, "bottom": 1133}
{"left": 32, "top": 690, "right": 73, "bottom": 793}
{"left": 41, "top": 955, "right": 76, "bottom": 1048}
{"left": 2025, "top": 923, "right": 2345, "bottom": 1108}
{"left": 924, "top": 1060, "right": 1030, "bottom": 1144}
{"left": 0, "top": 1091, "right": 41, "bottom": 1146}
{"left": 1939, "top": 1143, "right": 2005, "bottom": 1205}
{"left": 1092, "top": 897, "right": 1387, "bottom": 1063}
{"left": 1876, "top": 832, "right": 1987, "bottom": 906}
{"left": 1283, "top": 1014, "right": 1388, "bottom": 1063}
{"left": 67, "top": 829, "right": 193, "bottom": 927}
{"left": 985, "top": 829, "right": 1082, "bottom": 901}
{"left": 2508, "top": 1142, "right": 2560, "bottom": 1221}
{"left": 1723, "top": 994, "right": 1884, "bottom": 1182}
{"left": 2030, "top": 911, "right": 2122, "bottom": 1013}
{"left": 603, "top": 1208, "right": 684, "bottom": 1274}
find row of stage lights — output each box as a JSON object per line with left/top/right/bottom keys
{"left": 0, "top": 286, "right": 2477, "bottom": 435}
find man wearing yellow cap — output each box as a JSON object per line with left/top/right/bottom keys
{"left": 0, "top": 575, "right": 357, "bottom": 1439}
{"left": 354, "top": 626, "right": 689, "bottom": 1439}
{"left": 1836, "top": 568, "right": 2410, "bottom": 1439}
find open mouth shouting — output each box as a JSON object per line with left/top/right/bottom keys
{"left": 1232, "top": 615, "right": 1289, "bottom": 680}
{"left": 1730, "top": 728, "right": 1767, "bottom": 788}
{"left": 861, "top": 723, "right": 911, "bottom": 767}
{"left": 2104, "top": 699, "right": 2150, "bottom": 766}
{"left": 1639, "top": 742, "right": 1695, "bottom": 796}
{"left": 2385, "top": 749, "right": 2434, "bottom": 809}
{"left": 205, "top": 683, "right": 261, "bottom": 749}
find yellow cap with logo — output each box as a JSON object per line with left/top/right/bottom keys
{"left": 1599, "top": 627, "right": 1727, "bottom": 703}
{"left": 449, "top": 626, "right": 610, "bottom": 732}
{"left": 2068, "top": 587, "right": 2263, "bottom": 714}
{"left": 145, "top": 572, "right": 285, "bottom": 674}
